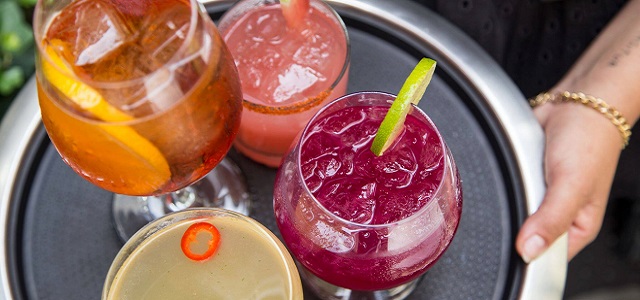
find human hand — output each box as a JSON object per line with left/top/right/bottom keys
{"left": 515, "top": 101, "right": 623, "bottom": 262}
{"left": 514, "top": 0, "right": 640, "bottom": 263}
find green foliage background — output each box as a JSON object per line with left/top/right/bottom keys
{"left": 0, "top": 0, "right": 37, "bottom": 118}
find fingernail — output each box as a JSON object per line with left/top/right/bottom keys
{"left": 522, "top": 234, "right": 546, "bottom": 263}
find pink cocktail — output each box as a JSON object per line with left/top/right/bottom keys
{"left": 219, "top": 0, "right": 350, "bottom": 167}
{"left": 274, "top": 91, "right": 463, "bottom": 299}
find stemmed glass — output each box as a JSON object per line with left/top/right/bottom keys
{"left": 33, "top": 0, "right": 248, "bottom": 241}
{"left": 273, "top": 91, "right": 463, "bottom": 299}
{"left": 102, "top": 208, "right": 303, "bottom": 299}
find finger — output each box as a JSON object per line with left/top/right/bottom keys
{"left": 521, "top": 103, "right": 620, "bottom": 262}
{"left": 515, "top": 116, "right": 592, "bottom": 261}
{"left": 516, "top": 170, "right": 585, "bottom": 263}
{"left": 565, "top": 199, "right": 606, "bottom": 260}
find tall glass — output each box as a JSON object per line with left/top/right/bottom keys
{"left": 34, "top": 0, "right": 248, "bottom": 241}
{"left": 274, "top": 91, "right": 463, "bottom": 299}
{"left": 218, "top": 0, "right": 350, "bottom": 167}
{"left": 102, "top": 208, "right": 303, "bottom": 299}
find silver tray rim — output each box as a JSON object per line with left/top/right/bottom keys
{"left": 0, "top": 0, "right": 566, "bottom": 299}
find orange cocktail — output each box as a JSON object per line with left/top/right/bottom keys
{"left": 34, "top": 0, "right": 242, "bottom": 196}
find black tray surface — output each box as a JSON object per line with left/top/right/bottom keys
{"left": 8, "top": 11, "right": 523, "bottom": 300}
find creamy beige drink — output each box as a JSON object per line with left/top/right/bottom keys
{"left": 103, "top": 209, "right": 303, "bottom": 300}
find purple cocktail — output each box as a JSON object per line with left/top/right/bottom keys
{"left": 274, "top": 91, "right": 463, "bottom": 299}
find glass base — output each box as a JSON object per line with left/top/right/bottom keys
{"left": 299, "top": 266, "right": 423, "bottom": 300}
{"left": 112, "top": 157, "right": 250, "bottom": 242}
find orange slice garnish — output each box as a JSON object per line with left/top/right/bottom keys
{"left": 41, "top": 39, "right": 171, "bottom": 194}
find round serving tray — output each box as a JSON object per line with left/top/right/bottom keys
{"left": 0, "top": 0, "right": 566, "bottom": 299}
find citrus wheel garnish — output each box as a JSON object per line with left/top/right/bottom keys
{"left": 181, "top": 222, "right": 221, "bottom": 261}
{"left": 41, "top": 39, "right": 171, "bottom": 193}
{"left": 370, "top": 58, "right": 437, "bottom": 156}
{"left": 281, "top": 0, "right": 309, "bottom": 28}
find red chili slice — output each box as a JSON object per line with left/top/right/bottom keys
{"left": 181, "top": 222, "right": 221, "bottom": 261}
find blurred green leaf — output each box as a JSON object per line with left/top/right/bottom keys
{"left": 0, "top": 33, "right": 22, "bottom": 53}
{"left": 0, "top": 0, "right": 36, "bottom": 102}
{"left": 1, "top": 24, "right": 33, "bottom": 53}
{"left": 0, "top": 65, "right": 25, "bottom": 95}
{"left": 18, "top": 0, "right": 37, "bottom": 8}
{"left": 0, "top": 2, "right": 25, "bottom": 33}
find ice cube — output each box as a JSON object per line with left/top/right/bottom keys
{"left": 272, "top": 63, "right": 321, "bottom": 102}
{"left": 326, "top": 109, "right": 376, "bottom": 149}
{"left": 142, "top": 67, "right": 184, "bottom": 112}
{"left": 294, "top": 23, "right": 338, "bottom": 70}
{"left": 353, "top": 149, "right": 378, "bottom": 178}
{"left": 252, "top": 10, "right": 286, "bottom": 44}
{"left": 374, "top": 194, "right": 409, "bottom": 224}
{"left": 337, "top": 148, "right": 355, "bottom": 176}
{"left": 378, "top": 145, "right": 418, "bottom": 189}
{"left": 316, "top": 178, "right": 376, "bottom": 224}
{"left": 137, "top": 2, "right": 192, "bottom": 74}
{"left": 293, "top": 33, "right": 326, "bottom": 68}
{"left": 312, "top": 220, "right": 355, "bottom": 253}
{"left": 417, "top": 157, "right": 444, "bottom": 183}
{"left": 322, "top": 157, "right": 342, "bottom": 178}
{"left": 387, "top": 201, "right": 445, "bottom": 252}
{"left": 354, "top": 229, "right": 388, "bottom": 254}
{"left": 71, "top": 1, "right": 135, "bottom": 67}
{"left": 237, "top": 48, "right": 282, "bottom": 90}
{"left": 301, "top": 129, "right": 341, "bottom": 161}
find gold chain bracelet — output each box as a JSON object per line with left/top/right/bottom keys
{"left": 529, "top": 91, "right": 632, "bottom": 149}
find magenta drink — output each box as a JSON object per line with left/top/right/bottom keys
{"left": 274, "top": 91, "right": 462, "bottom": 296}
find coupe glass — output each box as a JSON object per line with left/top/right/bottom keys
{"left": 102, "top": 208, "right": 303, "bottom": 299}
{"left": 273, "top": 91, "right": 463, "bottom": 299}
{"left": 34, "top": 0, "right": 249, "bottom": 241}
{"left": 218, "top": 0, "right": 350, "bottom": 167}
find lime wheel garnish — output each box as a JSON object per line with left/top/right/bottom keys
{"left": 370, "top": 58, "right": 437, "bottom": 156}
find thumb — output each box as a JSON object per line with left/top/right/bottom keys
{"left": 515, "top": 173, "right": 583, "bottom": 263}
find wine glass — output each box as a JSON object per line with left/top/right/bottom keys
{"left": 102, "top": 208, "right": 303, "bottom": 299}
{"left": 273, "top": 91, "right": 463, "bottom": 299}
{"left": 33, "top": 0, "right": 249, "bottom": 241}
